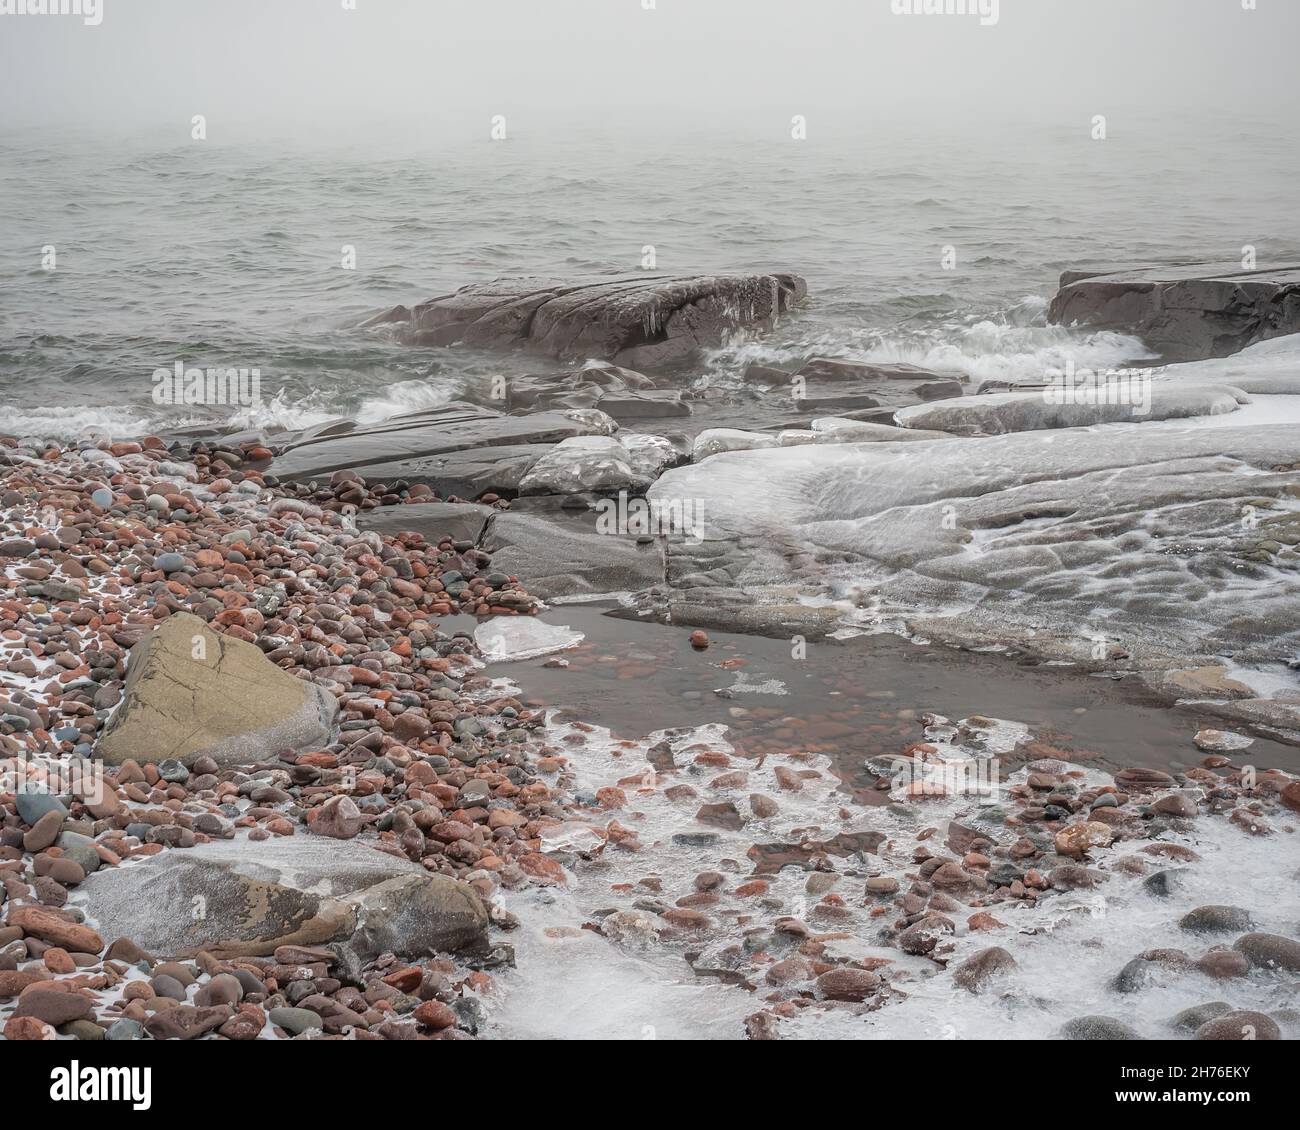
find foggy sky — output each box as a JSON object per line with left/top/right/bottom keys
{"left": 1, "top": 0, "right": 1298, "bottom": 141}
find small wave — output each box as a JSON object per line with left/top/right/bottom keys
{"left": 702, "top": 297, "right": 1155, "bottom": 386}
{"left": 354, "top": 377, "right": 456, "bottom": 423}
{"left": 225, "top": 388, "right": 338, "bottom": 432}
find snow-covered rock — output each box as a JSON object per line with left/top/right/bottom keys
{"left": 777, "top": 430, "right": 818, "bottom": 447}
{"left": 692, "top": 428, "right": 780, "bottom": 462}
{"left": 693, "top": 420, "right": 951, "bottom": 462}
{"left": 809, "top": 417, "right": 954, "bottom": 443}
{"left": 1150, "top": 333, "right": 1300, "bottom": 395}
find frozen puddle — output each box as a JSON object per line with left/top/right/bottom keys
{"left": 487, "top": 713, "right": 1300, "bottom": 1040}
{"left": 485, "top": 892, "right": 755, "bottom": 1040}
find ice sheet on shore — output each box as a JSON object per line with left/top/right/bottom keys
{"left": 895, "top": 383, "right": 1243, "bottom": 436}
{"left": 895, "top": 332, "right": 1300, "bottom": 436}
{"left": 488, "top": 716, "right": 1300, "bottom": 1041}
{"left": 647, "top": 421, "right": 1300, "bottom": 697}
{"left": 473, "top": 618, "right": 584, "bottom": 662}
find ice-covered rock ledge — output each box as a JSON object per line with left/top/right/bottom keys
{"left": 646, "top": 420, "right": 1300, "bottom": 736}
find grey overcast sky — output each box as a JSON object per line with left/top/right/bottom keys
{"left": 1, "top": 0, "right": 1298, "bottom": 140}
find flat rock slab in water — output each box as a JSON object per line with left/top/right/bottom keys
{"left": 1048, "top": 261, "right": 1300, "bottom": 362}
{"left": 371, "top": 273, "right": 807, "bottom": 369}
{"left": 83, "top": 836, "right": 489, "bottom": 963}
{"left": 895, "top": 383, "right": 1244, "bottom": 436}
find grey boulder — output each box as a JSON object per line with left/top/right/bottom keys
{"left": 1048, "top": 261, "right": 1300, "bottom": 362}
{"left": 359, "top": 501, "right": 495, "bottom": 546}
{"left": 82, "top": 836, "right": 489, "bottom": 963}
{"left": 484, "top": 507, "right": 666, "bottom": 598}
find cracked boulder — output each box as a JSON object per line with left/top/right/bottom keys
{"left": 98, "top": 611, "right": 337, "bottom": 768}
{"left": 81, "top": 836, "right": 489, "bottom": 963}
{"left": 368, "top": 273, "right": 807, "bottom": 370}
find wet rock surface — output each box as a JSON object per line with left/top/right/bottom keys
{"left": 1048, "top": 261, "right": 1300, "bottom": 362}
{"left": 372, "top": 272, "right": 807, "bottom": 369}
{"left": 268, "top": 402, "right": 614, "bottom": 489}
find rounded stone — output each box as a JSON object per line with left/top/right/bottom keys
{"left": 1061, "top": 1015, "right": 1141, "bottom": 1041}
{"left": 1196, "top": 1010, "right": 1281, "bottom": 1041}
{"left": 269, "top": 1006, "right": 324, "bottom": 1035}
{"left": 1180, "top": 905, "right": 1255, "bottom": 934}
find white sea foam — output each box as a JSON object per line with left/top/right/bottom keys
{"left": 4, "top": 404, "right": 169, "bottom": 440}
{"left": 353, "top": 378, "right": 456, "bottom": 424}
{"left": 703, "top": 307, "right": 1156, "bottom": 388}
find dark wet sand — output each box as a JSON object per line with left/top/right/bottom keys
{"left": 471, "top": 605, "right": 1297, "bottom": 800}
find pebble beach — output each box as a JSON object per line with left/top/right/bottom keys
{"left": 2, "top": 432, "right": 1299, "bottom": 1043}
{"left": 0, "top": 434, "right": 565, "bottom": 1040}
{"left": 3, "top": 0, "right": 1300, "bottom": 1065}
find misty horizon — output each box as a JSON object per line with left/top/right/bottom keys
{"left": 2, "top": 0, "right": 1298, "bottom": 143}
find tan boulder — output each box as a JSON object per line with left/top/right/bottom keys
{"left": 99, "top": 612, "right": 336, "bottom": 768}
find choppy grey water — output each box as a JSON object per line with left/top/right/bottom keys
{"left": 2, "top": 116, "right": 1297, "bottom": 440}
